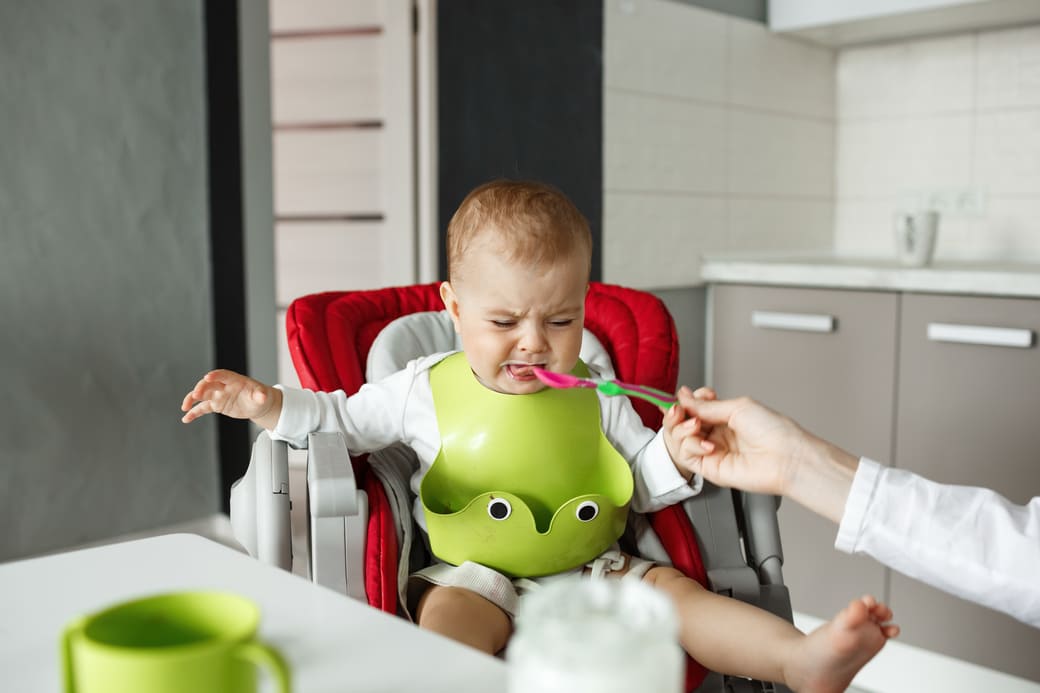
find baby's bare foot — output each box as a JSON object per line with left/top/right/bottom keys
{"left": 785, "top": 595, "right": 899, "bottom": 693}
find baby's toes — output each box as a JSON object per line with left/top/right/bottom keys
{"left": 839, "top": 597, "right": 869, "bottom": 629}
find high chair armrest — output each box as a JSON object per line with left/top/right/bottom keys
{"left": 230, "top": 431, "right": 292, "bottom": 571}
{"left": 307, "top": 432, "right": 369, "bottom": 602}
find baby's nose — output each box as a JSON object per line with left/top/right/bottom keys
{"left": 518, "top": 324, "right": 548, "bottom": 352}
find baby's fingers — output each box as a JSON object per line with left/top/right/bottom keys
{"left": 677, "top": 434, "right": 715, "bottom": 459}
{"left": 181, "top": 399, "right": 216, "bottom": 424}
{"left": 692, "top": 386, "right": 716, "bottom": 401}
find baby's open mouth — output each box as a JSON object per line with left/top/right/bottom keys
{"left": 505, "top": 363, "right": 542, "bottom": 380}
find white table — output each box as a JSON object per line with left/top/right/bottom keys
{"left": 0, "top": 533, "right": 507, "bottom": 692}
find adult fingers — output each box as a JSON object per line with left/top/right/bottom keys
{"left": 676, "top": 390, "right": 742, "bottom": 425}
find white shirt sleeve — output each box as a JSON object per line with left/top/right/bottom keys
{"left": 836, "top": 457, "right": 1040, "bottom": 628}
{"left": 598, "top": 392, "right": 702, "bottom": 514}
{"left": 269, "top": 356, "right": 433, "bottom": 451}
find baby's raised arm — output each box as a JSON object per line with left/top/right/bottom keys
{"left": 180, "top": 369, "right": 283, "bottom": 431}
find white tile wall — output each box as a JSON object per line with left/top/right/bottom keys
{"left": 606, "top": 5, "right": 1040, "bottom": 276}
{"left": 603, "top": 0, "right": 837, "bottom": 288}
{"left": 976, "top": 25, "right": 1040, "bottom": 110}
{"left": 603, "top": 192, "right": 727, "bottom": 287}
{"left": 835, "top": 23, "right": 1040, "bottom": 262}
{"left": 604, "top": 91, "right": 728, "bottom": 194}
{"left": 604, "top": 0, "right": 728, "bottom": 102}
{"left": 728, "top": 19, "right": 835, "bottom": 119}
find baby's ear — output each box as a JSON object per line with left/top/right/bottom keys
{"left": 439, "top": 281, "right": 462, "bottom": 332}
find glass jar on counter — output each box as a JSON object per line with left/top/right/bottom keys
{"left": 506, "top": 576, "right": 682, "bottom": 693}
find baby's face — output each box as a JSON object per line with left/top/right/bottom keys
{"left": 441, "top": 238, "right": 588, "bottom": 395}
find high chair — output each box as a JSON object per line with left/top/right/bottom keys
{"left": 230, "top": 282, "right": 793, "bottom": 693}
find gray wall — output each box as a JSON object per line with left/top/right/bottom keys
{"left": 652, "top": 287, "right": 707, "bottom": 391}
{"left": 0, "top": 0, "right": 220, "bottom": 560}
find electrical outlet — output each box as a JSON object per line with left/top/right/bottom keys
{"left": 953, "top": 188, "right": 987, "bottom": 217}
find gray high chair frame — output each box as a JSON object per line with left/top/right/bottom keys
{"left": 230, "top": 289, "right": 793, "bottom": 693}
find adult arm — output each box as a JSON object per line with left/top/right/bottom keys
{"left": 840, "top": 458, "right": 1040, "bottom": 628}
{"left": 676, "top": 390, "right": 1040, "bottom": 628}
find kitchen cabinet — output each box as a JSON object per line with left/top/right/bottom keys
{"left": 891, "top": 292, "right": 1040, "bottom": 679}
{"left": 769, "top": 0, "right": 1040, "bottom": 47}
{"left": 709, "top": 283, "right": 1040, "bottom": 681}
{"left": 709, "top": 284, "right": 898, "bottom": 619}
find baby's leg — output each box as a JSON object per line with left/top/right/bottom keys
{"left": 415, "top": 584, "right": 512, "bottom": 655}
{"left": 642, "top": 566, "right": 897, "bottom": 692}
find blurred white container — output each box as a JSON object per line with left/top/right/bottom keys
{"left": 506, "top": 577, "right": 683, "bottom": 693}
{"left": 894, "top": 210, "right": 939, "bottom": 266}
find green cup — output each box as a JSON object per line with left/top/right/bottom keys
{"left": 61, "top": 591, "right": 291, "bottom": 693}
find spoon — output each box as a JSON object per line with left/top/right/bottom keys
{"left": 531, "top": 367, "right": 677, "bottom": 409}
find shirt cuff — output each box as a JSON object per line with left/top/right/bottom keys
{"left": 835, "top": 457, "right": 882, "bottom": 554}
{"left": 270, "top": 385, "right": 316, "bottom": 447}
{"left": 642, "top": 431, "right": 703, "bottom": 500}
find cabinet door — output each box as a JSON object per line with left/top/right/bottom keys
{"left": 894, "top": 293, "right": 1040, "bottom": 682}
{"left": 710, "top": 284, "right": 899, "bottom": 619}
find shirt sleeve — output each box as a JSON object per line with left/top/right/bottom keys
{"left": 836, "top": 457, "right": 1040, "bottom": 628}
{"left": 269, "top": 359, "right": 421, "bottom": 451}
{"left": 598, "top": 392, "right": 702, "bottom": 514}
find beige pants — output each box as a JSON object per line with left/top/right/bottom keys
{"left": 407, "top": 544, "right": 655, "bottom": 619}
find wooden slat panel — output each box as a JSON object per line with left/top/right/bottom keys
{"left": 274, "top": 129, "right": 381, "bottom": 215}
{"left": 275, "top": 221, "right": 386, "bottom": 305}
{"left": 271, "top": 35, "right": 381, "bottom": 124}
{"left": 270, "top": 0, "right": 380, "bottom": 33}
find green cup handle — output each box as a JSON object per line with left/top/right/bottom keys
{"left": 235, "top": 640, "right": 292, "bottom": 693}
{"left": 61, "top": 617, "right": 87, "bottom": 693}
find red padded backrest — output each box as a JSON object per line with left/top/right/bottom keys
{"left": 287, "top": 284, "right": 445, "bottom": 394}
{"left": 286, "top": 282, "right": 708, "bottom": 690}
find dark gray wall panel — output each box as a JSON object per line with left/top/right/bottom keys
{"left": 437, "top": 0, "right": 603, "bottom": 280}
{"left": 0, "top": 0, "right": 219, "bottom": 559}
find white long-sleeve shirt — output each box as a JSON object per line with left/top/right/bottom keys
{"left": 836, "top": 457, "right": 1040, "bottom": 628}
{"left": 272, "top": 351, "right": 700, "bottom": 532}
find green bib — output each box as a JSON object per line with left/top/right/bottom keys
{"left": 421, "top": 352, "right": 633, "bottom": 577}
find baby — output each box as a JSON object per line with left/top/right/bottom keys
{"left": 182, "top": 179, "right": 897, "bottom": 691}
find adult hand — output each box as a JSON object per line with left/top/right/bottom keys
{"left": 675, "top": 389, "right": 858, "bottom": 522}
{"left": 671, "top": 389, "right": 808, "bottom": 498}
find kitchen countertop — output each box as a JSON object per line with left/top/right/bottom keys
{"left": 701, "top": 253, "right": 1040, "bottom": 298}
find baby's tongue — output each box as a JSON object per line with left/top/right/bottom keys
{"left": 508, "top": 364, "right": 535, "bottom": 378}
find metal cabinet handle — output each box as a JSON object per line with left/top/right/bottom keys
{"left": 751, "top": 310, "right": 835, "bottom": 333}
{"left": 926, "top": 322, "right": 1034, "bottom": 348}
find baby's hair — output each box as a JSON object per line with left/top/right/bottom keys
{"left": 445, "top": 179, "right": 592, "bottom": 282}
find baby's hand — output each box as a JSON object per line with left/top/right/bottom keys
{"left": 661, "top": 386, "right": 717, "bottom": 480}
{"left": 180, "top": 369, "right": 281, "bottom": 429}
